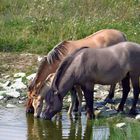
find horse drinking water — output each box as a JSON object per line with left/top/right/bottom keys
{"left": 26, "top": 29, "right": 127, "bottom": 113}
{"left": 32, "top": 73, "right": 83, "bottom": 117}
{"left": 42, "top": 42, "right": 140, "bottom": 120}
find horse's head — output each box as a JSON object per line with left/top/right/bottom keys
{"left": 32, "top": 82, "right": 51, "bottom": 117}
{"left": 42, "top": 88, "right": 63, "bottom": 120}
{"left": 26, "top": 81, "right": 42, "bottom": 113}
{"left": 26, "top": 96, "right": 34, "bottom": 113}
{"left": 32, "top": 95, "right": 43, "bottom": 118}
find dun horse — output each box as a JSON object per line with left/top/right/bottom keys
{"left": 26, "top": 29, "right": 127, "bottom": 113}
{"left": 42, "top": 42, "right": 140, "bottom": 120}
{"left": 32, "top": 73, "right": 82, "bottom": 117}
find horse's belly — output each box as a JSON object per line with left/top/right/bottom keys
{"left": 93, "top": 70, "right": 127, "bottom": 85}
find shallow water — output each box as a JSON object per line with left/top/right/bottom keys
{"left": 0, "top": 107, "right": 110, "bottom": 140}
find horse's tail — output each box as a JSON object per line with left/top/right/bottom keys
{"left": 52, "top": 46, "right": 89, "bottom": 90}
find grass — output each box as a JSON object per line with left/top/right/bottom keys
{"left": 0, "top": 0, "right": 140, "bottom": 54}
{"left": 91, "top": 115, "right": 140, "bottom": 140}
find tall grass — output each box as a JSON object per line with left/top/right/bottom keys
{"left": 0, "top": 0, "right": 140, "bottom": 54}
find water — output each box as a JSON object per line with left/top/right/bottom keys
{"left": 0, "top": 107, "right": 110, "bottom": 140}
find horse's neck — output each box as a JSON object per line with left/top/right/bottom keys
{"left": 54, "top": 77, "right": 74, "bottom": 99}
{"left": 35, "top": 61, "right": 59, "bottom": 90}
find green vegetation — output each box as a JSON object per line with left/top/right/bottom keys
{"left": 0, "top": 0, "right": 140, "bottom": 54}
{"left": 92, "top": 115, "right": 140, "bottom": 140}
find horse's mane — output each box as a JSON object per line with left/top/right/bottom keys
{"left": 52, "top": 46, "right": 89, "bottom": 90}
{"left": 47, "top": 41, "right": 69, "bottom": 64}
{"left": 28, "top": 41, "right": 69, "bottom": 90}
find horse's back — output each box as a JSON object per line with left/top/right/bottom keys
{"left": 68, "top": 29, "right": 126, "bottom": 49}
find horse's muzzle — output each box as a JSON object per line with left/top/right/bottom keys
{"left": 26, "top": 107, "right": 34, "bottom": 113}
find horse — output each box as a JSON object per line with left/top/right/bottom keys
{"left": 32, "top": 73, "right": 54, "bottom": 118}
{"left": 26, "top": 29, "right": 127, "bottom": 113}
{"left": 32, "top": 73, "right": 83, "bottom": 117}
{"left": 42, "top": 42, "right": 140, "bottom": 120}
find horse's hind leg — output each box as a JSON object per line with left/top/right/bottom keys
{"left": 104, "top": 84, "right": 116, "bottom": 104}
{"left": 129, "top": 75, "right": 140, "bottom": 115}
{"left": 81, "top": 84, "right": 94, "bottom": 119}
{"left": 117, "top": 73, "right": 130, "bottom": 112}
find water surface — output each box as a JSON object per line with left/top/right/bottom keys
{"left": 0, "top": 107, "right": 110, "bottom": 140}
{"left": 0, "top": 106, "right": 140, "bottom": 140}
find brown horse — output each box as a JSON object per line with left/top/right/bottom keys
{"left": 42, "top": 42, "right": 140, "bottom": 120}
{"left": 26, "top": 29, "right": 127, "bottom": 113}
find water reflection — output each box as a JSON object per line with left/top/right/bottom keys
{"left": 0, "top": 107, "right": 110, "bottom": 140}
{"left": 26, "top": 112, "right": 110, "bottom": 140}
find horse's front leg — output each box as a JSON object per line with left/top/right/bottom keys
{"left": 81, "top": 84, "right": 94, "bottom": 119}
{"left": 76, "top": 85, "right": 83, "bottom": 115}
{"left": 117, "top": 73, "right": 130, "bottom": 112}
{"left": 104, "top": 84, "right": 116, "bottom": 104}
{"left": 129, "top": 74, "right": 140, "bottom": 115}
{"left": 68, "top": 87, "right": 77, "bottom": 116}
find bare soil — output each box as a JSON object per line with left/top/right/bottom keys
{"left": 0, "top": 52, "right": 41, "bottom": 78}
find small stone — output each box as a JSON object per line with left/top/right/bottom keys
{"left": 14, "top": 78, "right": 22, "bottom": 82}
{"left": 14, "top": 72, "right": 26, "bottom": 78}
{"left": 0, "top": 91, "right": 7, "bottom": 96}
{"left": 26, "top": 73, "right": 36, "bottom": 80}
{"left": 94, "top": 110, "right": 101, "bottom": 117}
{"left": 10, "top": 81, "right": 27, "bottom": 89}
{"left": 135, "top": 114, "right": 140, "bottom": 120}
{"left": 116, "top": 123, "right": 126, "bottom": 128}
{"left": 4, "top": 75, "right": 10, "bottom": 79}
{"left": 2, "top": 81, "right": 11, "bottom": 88}
{"left": 18, "top": 100, "right": 24, "bottom": 104}
{"left": 0, "top": 96, "right": 4, "bottom": 100}
{"left": 6, "top": 103, "right": 16, "bottom": 108}
{"left": 6, "top": 90, "right": 20, "bottom": 98}
{"left": 38, "top": 56, "right": 43, "bottom": 62}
